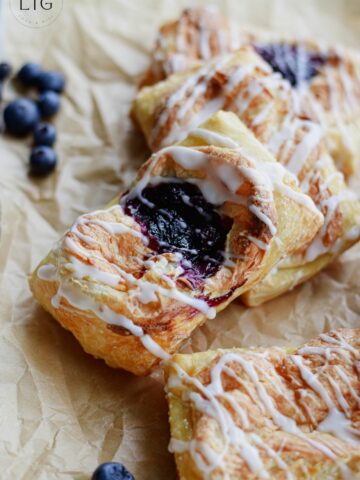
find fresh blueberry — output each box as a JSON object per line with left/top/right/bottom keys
{"left": 17, "top": 62, "right": 43, "bottom": 86}
{"left": 37, "top": 70, "right": 65, "bottom": 93}
{"left": 33, "top": 122, "right": 57, "bottom": 146}
{"left": 0, "top": 62, "right": 12, "bottom": 81}
{"left": 38, "top": 91, "right": 61, "bottom": 117}
{"left": 91, "top": 462, "right": 135, "bottom": 480}
{"left": 29, "top": 146, "right": 57, "bottom": 176}
{"left": 4, "top": 98, "right": 40, "bottom": 136}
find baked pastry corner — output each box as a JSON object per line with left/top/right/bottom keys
{"left": 165, "top": 329, "right": 360, "bottom": 479}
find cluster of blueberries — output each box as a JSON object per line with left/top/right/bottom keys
{"left": 0, "top": 61, "right": 65, "bottom": 176}
{"left": 91, "top": 462, "right": 134, "bottom": 480}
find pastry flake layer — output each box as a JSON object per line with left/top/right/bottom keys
{"left": 29, "top": 112, "right": 322, "bottom": 375}
{"left": 133, "top": 44, "right": 360, "bottom": 305}
{"left": 165, "top": 328, "right": 360, "bottom": 479}
{"left": 140, "top": 6, "right": 360, "bottom": 177}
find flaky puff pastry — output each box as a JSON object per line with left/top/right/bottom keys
{"left": 29, "top": 112, "right": 322, "bottom": 376}
{"left": 141, "top": 7, "right": 360, "bottom": 177}
{"left": 165, "top": 328, "right": 360, "bottom": 480}
{"left": 252, "top": 39, "right": 360, "bottom": 179}
{"left": 140, "top": 6, "right": 252, "bottom": 88}
{"left": 133, "top": 47, "right": 360, "bottom": 306}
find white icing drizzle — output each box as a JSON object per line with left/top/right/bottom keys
{"left": 168, "top": 332, "right": 360, "bottom": 478}
{"left": 123, "top": 144, "right": 282, "bottom": 250}
{"left": 67, "top": 208, "right": 216, "bottom": 318}
{"left": 170, "top": 359, "right": 270, "bottom": 479}
{"left": 250, "top": 433, "right": 294, "bottom": 480}
{"left": 39, "top": 132, "right": 306, "bottom": 362}
{"left": 198, "top": 17, "right": 212, "bottom": 60}
{"left": 295, "top": 45, "right": 360, "bottom": 170}
{"left": 246, "top": 235, "right": 271, "bottom": 251}
{"left": 38, "top": 261, "right": 171, "bottom": 360}
{"left": 38, "top": 263, "right": 57, "bottom": 281}
{"left": 249, "top": 204, "right": 277, "bottom": 236}
{"left": 229, "top": 22, "right": 241, "bottom": 51}
{"left": 155, "top": 7, "right": 249, "bottom": 81}
{"left": 153, "top": 9, "right": 360, "bottom": 176}
{"left": 150, "top": 54, "right": 230, "bottom": 147}
{"left": 151, "top": 56, "right": 269, "bottom": 149}
{"left": 317, "top": 408, "right": 360, "bottom": 446}
{"left": 251, "top": 100, "right": 274, "bottom": 127}
{"left": 39, "top": 136, "right": 302, "bottom": 365}
{"left": 320, "top": 65, "right": 354, "bottom": 152}
{"left": 52, "top": 278, "right": 171, "bottom": 361}
{"left": 187, "top": 126, "right": 322, "bottom": 220}
{"left": 291, "top": 354, "right": 335, "bottom": 409}
{"left": 335, "top": 366, "right": 360, "bottom": 407}
{"left": 217, "top": 28, "right": 227, "bottom": 56}
{"left": 38, "top": 194, "right": 236, "bottom": 363}
{"left": 148, "top": 50, "right": 329, "bottom": 259}
{"left": 147, "top": 32, "right": 360, "bottom": 269}
{"left": 191, "top": 128, "right": 240, "bottom": 149}
{"left": 285, "top": 122, "right": 323, "bottom": 177}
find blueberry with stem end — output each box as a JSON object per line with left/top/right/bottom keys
{"left": 37, "top": 70, "right": 65, "bottom": 93}
{"left": 33, "top": 122, "right": 57, "bottom": 147}
{"left": 4, "top": 98, "right": 40, "bottom": 136}
{"left": 91, "top": 462, "right": 135, "bottom": 480}
{"left": 38, "top": 91, "right": 61, "bottom": 117}
{"left": 30, "top": 146, "right": 57, "bottom": 176}
{"left": 17, "top": 62, "right": 43, "bottom": 86}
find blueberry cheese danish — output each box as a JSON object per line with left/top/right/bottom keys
{"left": 253, "top": 40, "right": 360, "bottom": 179}
{"left": 165, "top": 328, "right": 360, "bottom": 479}
{"left": 133, "top": 47, "right": 360, "bottom": 306}
{"left": 29, "top": 112, "right": 322, "bottom": 375}
{"left": 141, "top": 7, "right": 360, "bottom": 177}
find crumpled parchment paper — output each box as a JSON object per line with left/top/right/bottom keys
{"left": 1, "top": 0, "right": 360, "bottom": 479}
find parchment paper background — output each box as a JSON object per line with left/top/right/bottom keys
{"left": 1, "top": 0, "right": 360, "bottom": 479}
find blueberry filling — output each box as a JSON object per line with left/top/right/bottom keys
{"left": 124, "top": 182, "right": 232, "bottom": 282}
{"left": 254, "top": 43, "right": 328, "bottom": 87}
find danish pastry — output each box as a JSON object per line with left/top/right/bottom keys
{"left": 29, "top": 112, "right": 322, "bottom": 375}
{"left": 142, "top": 7, "right": 360, "bottom": 177}
{"left": 253, "top": 40, "right": 360, "bottom": 178}
{"left": 165, "top": 328, "right": 360, "bottom": 479}
{"left": 140, "top": 6, "right": 250, "bottom": 88}
{"left": 133, "top": 47, "right": 360, "bottom": 305}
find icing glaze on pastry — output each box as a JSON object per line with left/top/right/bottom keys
{"left": 31, "top": 145, "right": 271, "bottom": 363}
{"left": 141, "top": 7, "right": 360, "bottom": 177}
{"left": 133, "top": 47, "right": 360, "bottom": 275}
{"left": 166, "top": 329, "right": 360, "bottom": 479}
{"left": 141, "top": 7, "right": 248, "bottom": 87}
{"left": 189, "top": 127, "right": 359, "bottom": 267}
{"left": 30, "top": 113, "right": 323, "bottom": 373}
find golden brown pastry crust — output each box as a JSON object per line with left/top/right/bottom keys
{"left": 140, "top": 7, "right": 360, "bottom": 178}
{"left": 254, "top": 39, "right": 360, "bottom": 179}
{"left": 165, "top": 329, "right": 360, "bottom": 479}
{"left": 140, "top": 7, "right": 252, "bottom": 88}
{"left": 133, "top": 47, "right": 360, "bottom": 306}
{"left": 29, "top": 112, "right": 322, "bottom": 375}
